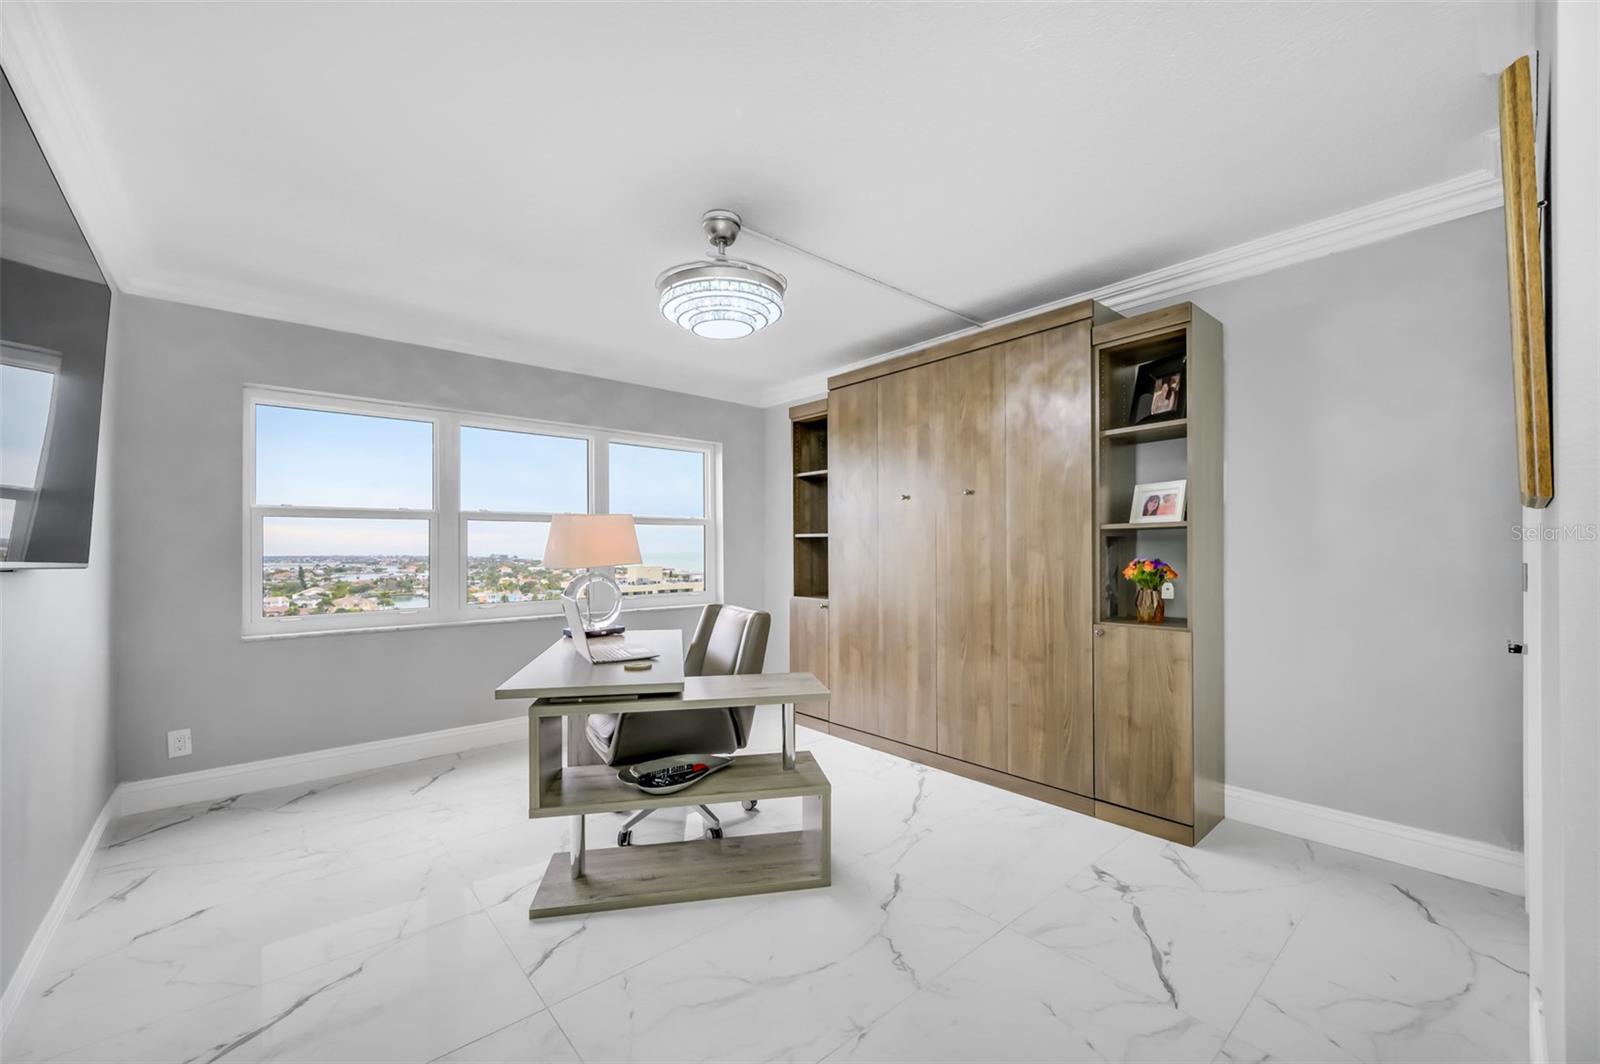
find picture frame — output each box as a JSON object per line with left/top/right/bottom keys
{"left": 1128, "top": 354, "right": 1186, "bottom": 425}
{"left": 1129, "top": 479, "right": 1186, "bottom": 523}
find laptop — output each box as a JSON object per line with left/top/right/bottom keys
{"left": 561, "top": 596, "right": 660, "bottom": 664}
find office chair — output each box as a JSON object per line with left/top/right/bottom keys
{"left": 583, "top": 603, "right": 771, "bottom": 845}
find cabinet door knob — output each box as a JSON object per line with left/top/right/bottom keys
{"left": 1093, "top": 627, "right": 1105, "bottom": 636}
{"left": 899, "top": 493, "right": 911, "bottom": 501}
{"left": 962, "top": 488, "right": 976, "bottom": 496}
{"left": 819, "top": 603, "right": 829, "bottom": 610}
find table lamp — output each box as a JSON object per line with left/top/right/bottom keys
{"left": 543, "top": 513, "right": 642, "bottom": 633}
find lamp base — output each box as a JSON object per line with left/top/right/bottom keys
{"left": 562, "top": 624, "right": 627, "bottom": 638}
{"left": 562, "top": 570, "right": 625, "bottom": 632}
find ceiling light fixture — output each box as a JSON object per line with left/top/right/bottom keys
{"left": 656, "top": 209, "right": 786, "bottom": 339}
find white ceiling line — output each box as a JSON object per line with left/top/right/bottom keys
{"left": 757, "top": 168, "right": 1504, "bottom": 408}
{"left": 740, "top": 224, "right": 985, "bottom": 327}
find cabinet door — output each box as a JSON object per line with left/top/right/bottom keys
{"left": 1094, "top": 625, "right": 1194, "bottom": 824}
{"left": 827, "top": 381, "right": 880, "bottom": 735}
{"left": 789, "top": 597, "right": 830, "bottom": 719}
{"left": 876, "top": 364, "right": 940, "bottom": 750}
{"left": 935, "top": 350, "right": 1008, "bottom": 768}
{"left": 1004, "top": 323, "right": 1095, "bottom": 794}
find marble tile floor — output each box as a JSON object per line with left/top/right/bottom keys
{"left": 3, "top": 718, "right": 1528, "bottom": 1063}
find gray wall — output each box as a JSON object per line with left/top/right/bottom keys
{"left": 109, "top": 295, "right": 768, "bottom": 783}
{"left": 0, "top": 299, "right": 119, "bottom": 994}
{"left": 763, "top": 211, "right": 1523, "bottom": 849}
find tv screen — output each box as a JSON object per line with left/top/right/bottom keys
{"left": 0, "top": 69, "right": 111, "bottom": 568}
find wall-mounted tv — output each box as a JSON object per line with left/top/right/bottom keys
{"left": 0, "top": 68, "right": 112, "bottom": 569}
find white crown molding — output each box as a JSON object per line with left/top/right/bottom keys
{"left": 115, "top": 715, "right": 526, "bottom": 816}
{"left": 0, "top": 0, "right": 135, "bottom": 292}
{"left": 0, "top": 791, "right": 115, "bottom": 1035}
{"left": 759, "top": 170, "right": 1504, "bottom": 407}
{"left": 1224, "top": 784, "right": 1524, "bottom": 895}
{"left": 113, "top": 266, "right": 758, "bottom": 408}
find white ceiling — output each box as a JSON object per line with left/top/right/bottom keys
{"left": 3, "top": 1, "right": 1530, "bottom": 405}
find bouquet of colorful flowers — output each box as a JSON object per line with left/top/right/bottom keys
{"left": 1121, "top": 557, "right": 1178, "bottom": 590}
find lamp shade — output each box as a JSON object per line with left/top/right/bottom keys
{"left": 543, "top": 514, "right": 642, "bottom": 569}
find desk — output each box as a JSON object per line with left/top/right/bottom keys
{"left": 496, "top": 630, "right": 832, "bottom": 918}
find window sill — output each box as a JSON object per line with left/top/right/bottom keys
{"left": 240, "top": 600, "right": 717, "bottom": 642}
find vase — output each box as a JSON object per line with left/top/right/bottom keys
{"left": 1134, "top": 586, "right": 1165, "bottom": 624}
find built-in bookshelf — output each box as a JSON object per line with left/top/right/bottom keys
{"left": 1091, "top": 302, "right": 1223, "bottom": 840}
{"left": 790, "top": 399, "right": 829, "bottom": 598}
{"left": 1092, "top": 308, "right": 1219, "bottom": 626}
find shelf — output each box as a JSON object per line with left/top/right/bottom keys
{"left": 1101, "top": 521, "right": 1186, "bottom": 533}
{"left": 530, "top": 751, "right": 829, "bottom": 819}
{"left": 1100, "top": 418, "right": 1187, "bottom": 443}
{"left": 795, "top": 468, "right": 829, "bottom": 479}
{"left": 528, "top": 829, "right": 828, "bottom": 918}
{"left": 1097, "top": 616, "right": 1190, "bottom": 632}
{"left": 794, "top": 532, "right": 829, "bottom": 539}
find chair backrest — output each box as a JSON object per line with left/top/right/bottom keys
{"left": 684, "top": 604, "right": 769, "bottom": 746}
{"left": 598, "top": 604, "right": 770, "bottom": 764}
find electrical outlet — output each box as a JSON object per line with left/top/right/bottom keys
{"left": 167, "top": 728, "right": 192, "bottom": 758}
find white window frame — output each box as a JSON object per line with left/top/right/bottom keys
{"left": 242, "top": 386, "right": 722, "bottom": 637}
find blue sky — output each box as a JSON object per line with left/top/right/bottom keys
{"left": 256, "top": 405, "right": 432, "bottom": 509}
{"left": 256, "top": 405, "right": 707, "bottom": 557}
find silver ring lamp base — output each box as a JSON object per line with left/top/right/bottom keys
{"left": 563, "top": 569, "right": 624, "bottom": 632}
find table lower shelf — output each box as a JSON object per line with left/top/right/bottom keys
{"left": 530, "top": 750, "right": 829, "bottom": 818}
{"left": 528, "top": 829, "right": 830, "bottom": 918}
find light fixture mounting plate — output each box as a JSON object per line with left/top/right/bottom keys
{"left": 702, "top": 209, "right": 743, "bottom": 249}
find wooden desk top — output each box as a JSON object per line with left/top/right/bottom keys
{"left": 496, "top": 629, "right": 685, "bottom": 700}
{"left": 523, "top": 671, "right": 830, "bottom": 717}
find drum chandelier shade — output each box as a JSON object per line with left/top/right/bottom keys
{"left": 657, "top": 210, "right": 786, "bottom": 339}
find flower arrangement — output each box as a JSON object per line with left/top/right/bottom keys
{"left": 1121, "top": 558, "right": 1178, "bottom": 588}
{"left": 1121, "top": 558, "right": 1178, "bottom": 623}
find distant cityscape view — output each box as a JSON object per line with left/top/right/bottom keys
{"left": 261, "top": 553, "right": 704, "bottom": 616}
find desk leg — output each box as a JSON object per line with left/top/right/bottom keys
{"left": 571, "top": 814, "right": 586, "bottom": 878}
{"left": 783, "top": 703, "right": 796, "bottom": 770}
{"left": 531, "top": 712, "right": 563, "bottom": 814}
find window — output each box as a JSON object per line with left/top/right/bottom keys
{"left": 461, "top": 424, "right": 588, "bottom": 608}
{"left": 243, "top": 388, "right": 720, "bottom": 635}
{"left": 248, "top": 399, "right": 436, "bottom": 631}
{"left": 610, "top": 443, "right": 709, "bottom": 598}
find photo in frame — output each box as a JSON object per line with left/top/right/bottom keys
{"left": 1129, "top": 479, "right": 1187, "bottom": 523}
{"left": 1128, "top": 355, "right": 1186, "bottom": 425}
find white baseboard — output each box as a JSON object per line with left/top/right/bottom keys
{"left": 0, "top": 792, "right": 117, "bottom": 1036}
{"left": 1224, "top": 784, "right": 1524, "bottom": 895}
{"left": 116, "top": 716, "right": 526, "bottom": 816}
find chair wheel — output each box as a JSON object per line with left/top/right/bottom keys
{"left": 617, "top": 830, "right": 633, "bottom": 846}
{"left": 741, "top": 800, "right": 758, "bottom": 812}
{"left": 705, "top": 826, "right": 724, "bottom": 840}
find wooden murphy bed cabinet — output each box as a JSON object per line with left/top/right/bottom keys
{"left": 796, "top": 300, "right": 1224, "bottom": 845}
